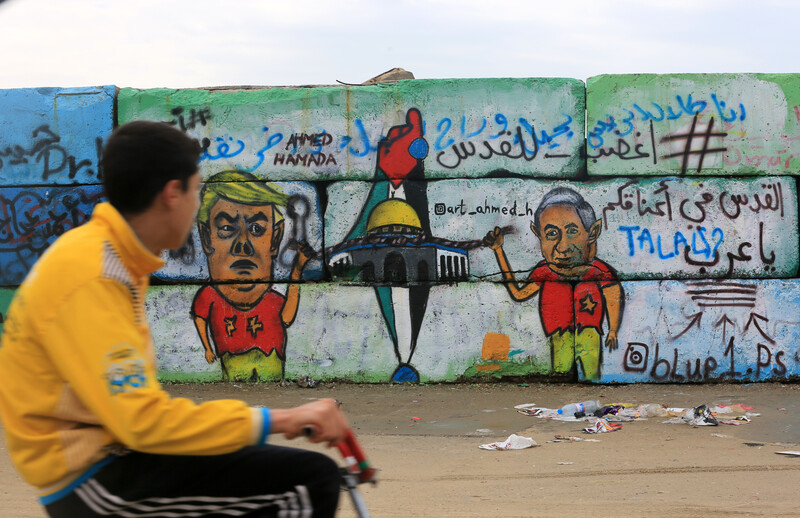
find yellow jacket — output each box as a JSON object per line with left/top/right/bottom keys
{"left": 0, "top": 203, "right": 266, "bottom": 502}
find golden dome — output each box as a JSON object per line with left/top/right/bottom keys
{"left": 366, "top": 199, "right": 422, "bottom": 232}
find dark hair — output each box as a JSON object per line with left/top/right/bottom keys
{"left": 101, "top": 121, "right": 201, "bottom": 214}
{"left": 534, "top": 187, "right": 596, "bottom": 231}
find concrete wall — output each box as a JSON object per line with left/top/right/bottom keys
{"left": 2, "top": 75, "right": 800, "bottom": 383}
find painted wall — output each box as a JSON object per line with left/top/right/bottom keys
{"left": 2, "top": 75, "right": 800, "bottom": 384}
{"left": 586, "top": 74, "right": 800, "bottom": 176}
{"left": 0, "top": 86, "right": 114, "bottom": 185}
{"left": 0, "top": 185, "right": 105, "bottom": 285}
{"left": 118, "top": 79, "right": 585, "bottom": 181}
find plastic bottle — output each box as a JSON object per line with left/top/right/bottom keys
{"left": 557, "top": 400, "right": 600, "bottom": 416}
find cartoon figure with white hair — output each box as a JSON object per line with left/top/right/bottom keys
{"left": 483, "top": 187, "right": 624, "bottom": 381}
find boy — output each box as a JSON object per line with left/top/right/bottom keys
{"left": 0, "top": 121, "right": 347, "bottom": 517}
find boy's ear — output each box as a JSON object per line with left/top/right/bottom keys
{"left": 271, "top": 220, "right": 285, "bottom": 256}
{"left": 588, "top": 219, "right": 602, "bottom": 243}
{"left": 162, "top": 179, "right": 184, "bottom": 209}
{"left": 198, "top": 223, "right": 213, "bottom": 254}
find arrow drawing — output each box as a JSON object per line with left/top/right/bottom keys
{"left": 745, "top": 312, "right": 774, "bottom": 344}
{"left": 672, "top": 311, "right": 703, "bottom": 340}
{"left": 714, "top": 314, "right": 734, "bottom": 344}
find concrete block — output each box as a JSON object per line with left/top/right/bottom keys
{"left": 587, "top": 74, "right": 800, "bottom": 176}
{"left": 326, "top": 177, "right": 797, "bottom": 282}
{"left": 0, "top": 185, "right": 104, "bottom": 285}
{"left": 146, "top": 282, "right": 555, "bottom": 383}
{"left": 118, "top": 78, "right": 584, "bottom": 182}
{"left": 599, "top": 280, "right": 800, "bottom": 383}
{"left": 0, "top": 86, "right": 114, "bottom": 185}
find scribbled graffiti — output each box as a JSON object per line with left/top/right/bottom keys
{"left": 587, "top": 93, "right": 745, "bottom": 150}
{"left": 0, "top": 125, "right": 103, "bottom": 181}
{"left": 600, "top": 178, "right": 791, "bottom": 276}
{"left": 0, "top": 86, "right": 113, "bottom": 185}
{"left": 434, "top": 114, "right": 573, "bottom": 169}
{"left": 164, "top": 107, "right": 577, "bottom": 176}
{"left": 586, "top": 74, "right": 800, "bottom": 176}
{"left": 0, "top": 187, "right": 104, "bottom": 285}
{"left": 603, "top": 280, "right": 800, "bottom": 383}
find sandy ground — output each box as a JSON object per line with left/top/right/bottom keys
{"left": 1, "top": 382, "right": 799, "bottom": 517}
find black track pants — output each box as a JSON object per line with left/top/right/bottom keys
{"left": 44, "top": 445, "right": 340, "bottom": 517}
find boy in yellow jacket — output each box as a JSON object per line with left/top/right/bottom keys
{"left": 0, "top": 121, "right": 348, "bottom": 517}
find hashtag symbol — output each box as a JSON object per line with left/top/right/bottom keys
{"left": 661, "top": 115, "right": 727, "bottom": 174}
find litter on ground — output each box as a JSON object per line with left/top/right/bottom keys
{"left": 515, "top": 401, "right": 758, "bottom": 429}
{"left": 583, "top": 418, "right": 623, "bottom": 434}
{"left": 479, "top": 434, "right": 538, "bottom": 451}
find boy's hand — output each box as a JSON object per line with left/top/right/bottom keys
{"left": 271, "top": 399, "right": 349, "bottom": 447}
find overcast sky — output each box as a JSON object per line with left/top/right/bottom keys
{"left": 0, "top": 0, "right": 798, "bottom": 89}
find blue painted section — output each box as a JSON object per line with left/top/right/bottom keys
{"left": 0, "top": 86, "right": 115, "bottom": 185}
{"left": 597, "top": 280, "right": 800, "bottom": 383}
{"left": 392, "top": 364, "right": 420, "bottom": 383}
{"left": 0, "top": 186, "right": 104, "bottom": 286}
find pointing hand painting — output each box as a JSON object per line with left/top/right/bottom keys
{"left": 377, "top": 107, "right": 428, "bottom": 187}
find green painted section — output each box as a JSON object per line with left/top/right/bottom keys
{"left": 587, "top": 73, "right": 800, "bottom": 176}
{"left": 0, "top": 289, "right": 15, "bottom": 338}
{"left": 157, "top": 372, "right": 222, "bottom": 383}
{"left": 119, "top": 78, "right": 584, "bottom": 181}
{"left": 461, "top": 357, "right": 551, "bottom": 380}
{"left": 375, "top": 286, "right": 398, "bottom": 346}
{"left": 344, "top": 180, "right": 389, "bottom": 242}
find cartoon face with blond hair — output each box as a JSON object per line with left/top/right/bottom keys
{"left": 192, "top": 170, "right": 311, "bottom": 381}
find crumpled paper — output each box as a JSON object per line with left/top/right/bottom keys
{"left": 479, "top": 434, "right": 539, "bottom": 450}
{"left": 582, "top": 417, "right": 623, "bottom": 434}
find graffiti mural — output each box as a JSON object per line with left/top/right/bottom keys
{"left": 601, "top": 280, "right": 800, "bottom": 383}
{"left": 146, "top": 282, "right": 553, "bottom": 383}
{"left": 0, "top": 186, "right": 104, "bottom": 285}
{"left": 587, "top": 74, "right": 800, "bottom": 176}
{"left": 482, "top": 187, "right": 624, "bottom": 381}
{"left": 326, "top": 108, "right": 434, "bottom": 382}
{"left": 118, "top": 78, "right": 585, "bottom": 181}
{"left": 397, "top": 177, "right": 796, "bottom": 280}
{"left": 0, "top": 86, "right": 114, "bottom": 185}
{"left": 5, "top": 76, "right": 800, "bottom": 385}
{"left": 189, "top": 171, "right": 317, "bottom": 381}
{"left": 155, "top": 180, "right": 322, "bottom": 282}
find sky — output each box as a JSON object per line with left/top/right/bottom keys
{"left": 0, "top": 0, "right": 798, "bottom": 89}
